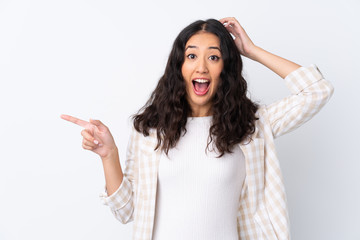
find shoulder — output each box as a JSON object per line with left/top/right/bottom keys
{"left": 255, "top": 104, "right": 269, "bottom": 123}
{"left": 129, "top": 125, "right": 158, "bottom": 145}
{"left": 249, "top": 104, "right": 273, "bottom": 138}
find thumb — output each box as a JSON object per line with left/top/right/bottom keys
{"left": 89, "top": 118, "right": 107, "bottom": 131}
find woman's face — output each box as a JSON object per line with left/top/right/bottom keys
{"left": 181, "top": 31, "right": 224, "bottom": 117}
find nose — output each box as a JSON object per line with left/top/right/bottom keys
{"left": 196, "top": 57, "right": 209, "bottom": 74}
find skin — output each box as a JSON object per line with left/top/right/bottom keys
{"left": 61, "top": 17, "right": 301, "bottom": 196}
{"left": 182, "top": 31, "right": 224, "bottom": 117}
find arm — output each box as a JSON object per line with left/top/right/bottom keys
{"left": 248, "top": 48, "right": 334, "bottom": 137}
{"left": 99, "top": 128, "right": 137, "bottom": 224}
{"left": 101, "top": 148, "right": 123, "bottom": 196}
{"left": 264, "top": 64, "right": 334, "bottom": 138}
{"left": 249, "top": 46, "right": 301, "bottom": 79}
{"left": 219, "top": 17, "right": 334, "bottom": 138}
{"left": 101, "top": 148, "right": 124, "bottom": 195}
{"left": 60, "top": 114, "right": 135, "bottom": 224}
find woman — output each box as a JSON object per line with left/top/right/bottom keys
{"left": 61, "top": 17, "right": 334, "bottom": 240}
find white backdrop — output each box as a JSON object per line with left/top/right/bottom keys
{"left": 0, "top": 0, "right": 359, "bottom": 239}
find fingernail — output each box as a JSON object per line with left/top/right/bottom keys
{"left": 94, "top": 140, "right": 99, "bottom": 144}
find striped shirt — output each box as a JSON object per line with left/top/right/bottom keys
{"left": 99, "top": 64, "right": 334, "bottom": 240}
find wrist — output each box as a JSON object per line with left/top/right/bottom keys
{"left": 101, "top": 147, "right": 119, "bottom": 162}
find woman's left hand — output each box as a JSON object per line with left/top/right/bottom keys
{"left": 219, "top": 17, "right": 257, "bottom": 59}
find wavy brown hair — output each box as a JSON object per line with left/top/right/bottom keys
{"left": 133, "top": 19, "right": 259, "bottom": 157}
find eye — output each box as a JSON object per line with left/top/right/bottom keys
{"left": 209, "top": 55, "right": 220, "bottom": 61}
{"left": 187, "top": 54, "right": 196, "bottom": 59}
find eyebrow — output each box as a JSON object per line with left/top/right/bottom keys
{"left": 185, "top": 45, "right": 221, "bottom": 51}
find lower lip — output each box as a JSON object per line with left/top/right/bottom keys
{"left": 192, "top": 82, "right": 210, "bottom": 96}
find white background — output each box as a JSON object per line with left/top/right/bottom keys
{"left": 0, "top": 0, "right": 359, "bottom": 239}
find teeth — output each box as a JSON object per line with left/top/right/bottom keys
{"left": 193, "top": 79, "right": 209, "bottom": 83}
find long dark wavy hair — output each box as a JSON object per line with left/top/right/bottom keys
{"left": 133, "top": 18, "right": 259, "bottom": 157}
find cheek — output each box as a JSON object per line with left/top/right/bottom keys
{"left": 181, "top": 64, "right": 192, "bottom": 84}
{"left": 212, "top": 67, "right": 223, "bottom": 89}
{"left": 217, "top": 64, "right": 223, "bottom": 77}
{"left": 211, "top": 79, "right": 220, "bottom": 93}
{"left": 181, "top": 64, "right": 188, "bottom": 77}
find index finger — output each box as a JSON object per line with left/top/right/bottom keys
{"left": 219, "top": 17, "right": 240, "bottom": 27}
{"left": 60, "top": 114, "right": 89, "bottom": 128}
{"left": 218, "top": 17, "right": 234, "bottom": 24}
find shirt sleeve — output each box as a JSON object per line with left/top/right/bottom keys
{"left": 98, "top": 127, "right": 137, "bottom": 224}
{"left": 264, "top": 64, "right": 334, "bottom": 139}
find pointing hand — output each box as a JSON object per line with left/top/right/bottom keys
{"left": 60, "top": 114, "right": 117, "bottom": 159}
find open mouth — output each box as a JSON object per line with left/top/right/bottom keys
{"left": 192, "top": 79, "right": 210, "bottom": 96}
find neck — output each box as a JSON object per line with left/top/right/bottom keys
{"left": 189, "top": 110, "right": 212, "bottom": 117}
{"left": 188, "top": 105, "right": 213, "bottom": 117}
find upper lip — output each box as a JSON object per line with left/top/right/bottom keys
{"left": 192, "top": 77, "right": 210, "bottom": 82}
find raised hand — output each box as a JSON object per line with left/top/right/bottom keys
{"left": 60, "top": 114, "right": 117, "bottom": 159}
{"left": 219, "top": 17, "right": 257, "bottom": 59}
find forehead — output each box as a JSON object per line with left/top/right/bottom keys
{"left": 185, "top": 31, "right": 220, "bottom": 48}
